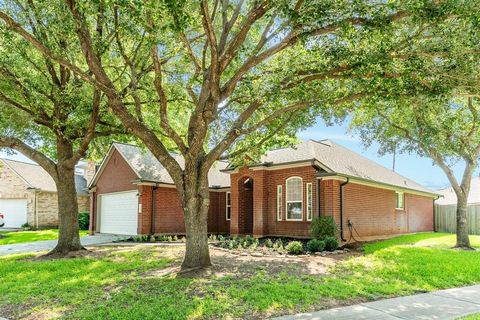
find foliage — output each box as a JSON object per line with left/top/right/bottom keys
{"left": 0, "top": 229, "right": 88, "bottom": 245}
{"left": 285, "top": 241, "right": 304, "bottom": 255}
{"left": 264, "top": 238, "right": 273, "bottom": 248}
{"left": 311, "top": 216, "right": 338, "bottom": 240}
{"left": 307, "top": 239, "right": 326, "bottom": 253}
{"left": 2, "top": 0, "right": 478, "bottom": 265}
{"left": 3, "top": 233, "right": 480, "bottom": 319}
{"left": 324, "top": 237, "right": 339, "bottom": 252}
{"left": 78, "top": 212, "right": 90, "bottom": 231}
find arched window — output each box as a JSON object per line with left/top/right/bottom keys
{"left": 286, "top": 177, "right": 303, "bottom": 221}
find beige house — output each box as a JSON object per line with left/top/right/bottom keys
{"left": 0, "top": 159, "right": 94, "bottom": 228}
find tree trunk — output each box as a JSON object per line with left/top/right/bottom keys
{"left": 48, "top": 143, "right": 83, "bottom": 255}
{"left": 181, "top": 177, "right": 212, "bottom": 270}
{"left": 455, "top": 195, "right": 471, "bottom": 249}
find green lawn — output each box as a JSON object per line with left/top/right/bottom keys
{"left": 0, "top": 229, "right": 89, "bottom": 245}
{"left": 1, "top": 232, "right": 480, "bottom": 319}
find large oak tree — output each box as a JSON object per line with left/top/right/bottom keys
{"left": 0, "top": 0, "right": 469, "bottom": 268}
{"left": 0, "top": 3, "right": 123, "bottom": 254}
{"left": 349, "top": 7, "right": 480, "bottom": 248}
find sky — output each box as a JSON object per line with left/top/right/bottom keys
{"left": 1, "top": 117, "right": 478, "bottom": 191}
{"left": 297, "top": 118, "right": 479, "bottom": 191}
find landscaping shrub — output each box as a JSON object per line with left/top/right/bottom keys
{"left": 286, "top": 241, "right": 304, "bottom": 255}
{"left": 78, "top": 212, "right": 90, "bottom": 230}
{"left": 311, "top": 216, "right": 338, "bottom": 240}
{"left": 307, "top": 239, "right": 325, "bottom": 253}
{"left": 324, "top": 236, "right": 339, "bottom": 251}
{"left": 264, "top": 238, "right": 273, "bottom": 248}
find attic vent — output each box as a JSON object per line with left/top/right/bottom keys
{"left": 404, "top": 180, "right": 407, "bottom": 185}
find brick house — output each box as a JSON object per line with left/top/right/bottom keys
{"left": 88, "top": 143, "right": 230, "bottom": 235}
{"left": 0, "top": 159, "right": 91, "bottom": 228}
{"left": 89, "top": 140, "right": 438, "bottom": 242}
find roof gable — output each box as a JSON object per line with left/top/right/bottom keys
{"left": 436, "top": 177, "right": 480, "bottom": 205}
{"left": 91, "top": 143, "right": 230, "bottom": 188}
{"left": 0, "top": 158, "right": 88, "bottom": 195}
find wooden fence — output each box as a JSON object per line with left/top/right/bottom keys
{"left": 434, "top": 204, "right": 480, "bottom": 235}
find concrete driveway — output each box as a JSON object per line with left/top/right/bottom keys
{"left": 0, "top": 234, "right": 127, "bottom": 256}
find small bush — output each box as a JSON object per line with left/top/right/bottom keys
{"left": 274, "top": 239, "right": 283, "bottom": 248}
{"left": 218, "top": 235, "right": 225, "bottom": 242}
{"left": 21, "top": 222, "right": 32, "bottom": 230}
{"left": 285, "top": 241, "right": 304, "bottom": 255}
{"left": 78, "top": 212, "right": 90, "bottom": 230}
{"left": 307, "top": 239, "right": 325, "bottom": 253}
{"left": 173, "top": 235, "right": 178, "bottom": 241}
{"left": 311, "top": 216, "right": 338, "bottom": 240}
{"left": 264, "top": 238, "right": 273, "bottom": 248}
{"left": 324, "top": 236, "right": 339, "bottom": 251}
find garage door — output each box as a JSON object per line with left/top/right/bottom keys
{"left": 99, "top": 191, "right": 138, "bottom": 235}
{"left": 0, "top": 199, "right": 28, "bottom": 228}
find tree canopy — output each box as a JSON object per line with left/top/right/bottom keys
{"left": 1, "top": 0, "right": 477, "bottom": 265}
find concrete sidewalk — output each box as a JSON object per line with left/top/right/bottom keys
{"left": 275, "top": 285, "right": 480, "bottom": 320}
{"left": 0, "top": 234, "right": 127, "bottom": 256}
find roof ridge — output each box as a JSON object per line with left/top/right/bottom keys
{"left": 1, "top": 158, "right": 39, "bottom": 166}
{"left": 329, "top": 142, "right": 427, "bottom": 187}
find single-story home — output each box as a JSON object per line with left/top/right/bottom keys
{"left": 0, "top": 159, "right": 92, "bottom": 228}
{"left": 89, "top": 140, "right": 438, "bottom": 242}
{"left": 435, "top": 177, "right": 480, "bottom": 205}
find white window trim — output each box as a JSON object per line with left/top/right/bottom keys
{"left": 226, "top": 192, "right": 231, "bottom": 220}
{"left": 286, "top": 176, "right": 303, "bottom": 221}
{"left": 306, "top": 183, "right": 313, "bottom": 221}
{"left": 395, "top": 191, "right": 404, "bottom": 210}
{"left": 277, "top": 185, "right": 282, "bottom": 221}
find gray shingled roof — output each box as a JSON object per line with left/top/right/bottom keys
{"left": 113, "top": 143, "right": 230, "bottom": 188}
{"left": 436, "top": 177, "right": 480, "bottom": 205}
{"left": 253, "top": 140, "right": 435, "bottom": 195}
{"left": 1, "top": 159, "right": 89, "bottom": 196}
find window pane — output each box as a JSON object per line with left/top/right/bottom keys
{"left": 287, "top": 202, "right": 302, "bottom": 220}
{"left": 226, "top": 192, "right": 231, "bottom": 206}
{"left": 307, "top": 183, "right": 312, "bottom": 221}
{"left": 396, "top": 192, "right": 404, "bottom": 209}
{"left": 277, "top": 185, "right": 282, "bottom": 221}
{"left": 286, "top": 178, "right": 302, "bottom": 201}
{"left": 226, "top": 207, "right": 231, "bottom": 220}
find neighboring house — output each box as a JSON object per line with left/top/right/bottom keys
{"left": 435, "top": 177, "right": 480, "bottom": 205}
{"left": 90, "top": 140, "right": 438, "bottom": 242}
{"left": 0, "top": 159, "right": 93, "bottom": 228}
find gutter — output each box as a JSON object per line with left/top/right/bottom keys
{"left": 317, "top": 172, "right": 441, "bottom": 198}
{"left": 340, "top": 178, "right": 349, "bottom": 242}
{"left": 221, "top": 159, "right": 329, "bottom": 173}
{"left": 151, "top": 186, "right": 157, "bottom": 236}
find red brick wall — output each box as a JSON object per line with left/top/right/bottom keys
{"left": 90, "top": 149, "right": 139, "bottom": 233}
{"left": 138, "top": 186, "right": 229, "bottom": 235}
{"left": 405, "top": 193, "right": 434, "bottom": 232}
{"left": 230, "top": 167, "right": 434, "bottom": 240}
{"left": 231, "top": 165, "right": 318, "bottom": 237}
{"left": 341, "top": 182, "right": 434, "bottom": 240}
{"left": 92, "top": 148, "right": 229, "bottom": 235}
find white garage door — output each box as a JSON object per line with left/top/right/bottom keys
{"left": 99, "top": 191, "right": 138, "bottom": 235}
{"left": 0, "top": 199, "right": 28, "bottom": 228}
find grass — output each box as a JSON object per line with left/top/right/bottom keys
{"left": 1, "top": 232, "right": 480, "bottom": 319}
{"left": 461, "top": 314, "right": 480, "bottom": 320}
{"left": 0, "top": 229, "right": 89, "bottom": 245}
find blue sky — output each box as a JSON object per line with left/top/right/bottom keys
{"left": 297, "top": 118, "right": 478, "bottom": 190}
{"left": 1, "top": 118, "right": 477, "bottom": 190}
